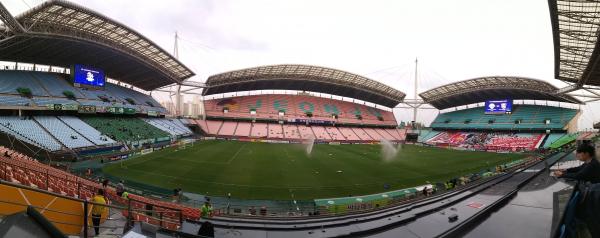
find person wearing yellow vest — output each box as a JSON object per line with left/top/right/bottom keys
{"left": 91, "top": 189, "right": 107, "bottom": 236}
{"left": 121, "top": 191, "right": 129, "bottom": 200}
{"left": 200, "top": 201, "right": 213, "bottom": 218}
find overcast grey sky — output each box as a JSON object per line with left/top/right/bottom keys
{"left": 4, "top": 0, "right": 600, "bottom": 129}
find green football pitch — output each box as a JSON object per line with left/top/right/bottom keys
{"left": 103, "top": 140, "right": 526, "bottom": 200}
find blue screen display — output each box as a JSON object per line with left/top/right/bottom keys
{"left": 72, "top": 64, "right": 105, "bottom": 88}
{"left": 484, "top": 99, "right": 512, "bottom": 114}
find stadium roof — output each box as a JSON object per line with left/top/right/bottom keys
{"left": 0, "top": 0, "right": 194, "bottom": 90}
{"left": 420, "top": 76, "right": 582, "bottom": 109}
{"left": 203, "top": 64, "right": 406, "bottom": 108}
{"left": 549, "top": 0, "right": 600, "bottom": 86}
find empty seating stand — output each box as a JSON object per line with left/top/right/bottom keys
{"left": 204, "top": 94, "right": 398, "bottom": 126}
{"left": 0, "top": 95, "right": 33, "bottom": 106}
{"left": 0, "top": 116, "right": 62, "bottom": 151}
{"left": 82, "top": 117, "right": 170, "bottom": 142}
{"left": 375, "top": 128, "right": 396, "bottom": 141}
{"left": 234, "top": 122, "right": 251, "bottom": 137}
{"left": 34, "top": 116, "right": 94, "bottom": 149}
{"left": 431, "top": 105, "right": 578, "bottom": 130}
{"left": 201, "top": 118, "right": 406, "bottom": 143}
{"left": 363, "top": 128, "right": 384, "bottom": 141}
{"left": 338, "top": 127, "right": 360, "bottom": 141}
{"left": 206, "top": 120, "right": 223, "bottom": 135}
{"left": 283, "top": 124, "right": 301, "bottom": 139}
{"left": 352, "top": 127, "right": 374, "bottom": 141}
{"left": 31, "top": 72, "right": 85, "bottom": 98}
{"left": 0, "top": 70, "right": 166, "bottom": 113}
{"left": 219, "top": 121, "right": 237, "bottom": 136}
{"left": 0, "top": 71, "right": 49, "bottom": 96}
{"left": 105, "top": 83, "right": 161, "bottom": 107}
{"left": 297, "top": 125, "right": 316, "bottom": 139}
{"left": 250, "top": 123, "right": 268, "bottom": 137}
{"left": 0, "top": 71, "right": 168, "bottom": 115}
{"left": 141, "top": 118, "right": 192, "bottom": 137}
{"left": 57, "top": 116, "right": 116, "bottom": 145}
{"left": 267, "top": 123, "right": 284, "bottom": 139}
{"left": 32, "top": 97, "right": 78, "bottom": 106}
{"left": 325, "top": 126, "right": 345, "bottom": 141}
{"left": 311, "top": 126, "right": 331, "bottom": 140}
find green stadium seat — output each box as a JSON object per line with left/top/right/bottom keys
{"left": 298, "top": 101, "right": 315, "bottom": 113}
{"left": 247, "top": 99, "right": 263, "bottom": 111}
{"left": 431, "top": 105, "right": 578, "bottom": 130}
{"left": 273, "top": 99, "right": 288, "bottom": 112}
{"left": 81, "top": 117, "right": 170, "bottom": 142}
{"left": 323, "top": 104, "right": 340, "bottom": 115}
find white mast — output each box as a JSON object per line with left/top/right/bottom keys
{"left": 413, "top": 58, "right": 418, "bottom": 126}
{"left": 174, "top": 31, "right": 182, "bottom": 116}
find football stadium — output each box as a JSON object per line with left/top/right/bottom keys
{"left": 0, "top": 0, "right": 598, "bottom": 237}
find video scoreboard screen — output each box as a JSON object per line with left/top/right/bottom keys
{"left": 72, "top": 64, "right": 105, "bottom": 89}
{"left": 484, "top": 99, "right": 512, "bottom": 114}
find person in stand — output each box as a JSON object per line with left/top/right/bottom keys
{"left": 91, "top": 189, "right": 107, "bottom": 236}
{"left": 554, "top": 143, "right": 600, "bottom": 183}
{"left": 200, "top": 201, "right": 213, "bottom": 218}
{"left": 172, "top": 188, "right": 181, "bottom": 203}
{"left": 100, "top": 179, "right": 111, "bottom": 203}
{"left": 116, "top": 180, "right": 125, "bottom": 197}
{"left": 121, "top": 191, "right": 129, "bottom": 200}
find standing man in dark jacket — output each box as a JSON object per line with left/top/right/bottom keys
{"left": 554, "top": 143, "right": 600, "bottom": 183}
